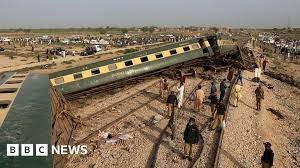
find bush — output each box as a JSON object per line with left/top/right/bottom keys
{"left": 123, "top": 48, "right": 138, "bottom": 54}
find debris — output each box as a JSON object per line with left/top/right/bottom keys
{"left": 98, "top": 131, "right": 133, "bottom": 145}
{"left": 264, "top": 71, "right": 298, "bottom": 88}
{"left": 151, "top": 114, "right": 164, "bottom": 124}
{"left": 88, "top": 163, "right": 97, "bottom": 168}
{"left": 267, "top": 108, "right": 284, "bottom": 119}
{"left": 260, "top": 80, "right": 274, "bottom": 89}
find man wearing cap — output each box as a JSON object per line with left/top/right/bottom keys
{"left": 261, "top": 142, "right": 274, "bottom": 168}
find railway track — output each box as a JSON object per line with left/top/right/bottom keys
{"left": 73, "top": 80, "right": 179, "bottom": 145}
{"left": 188, "top": 75, "right": 238, "bottom": 168}
{"left": 147, "top": 78, "right": 205, "bottom": 168}
{"left": 71, "top": 70, "right": 237, "bottom": 168}
{"left": 80, "top": 80, "right": 160, "bottom": 121}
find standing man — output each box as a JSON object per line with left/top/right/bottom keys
{"left": 255, "top": 66, "right": 262, "bottom": 83}
{"left": 210, "top": 81, "right": 217, "bottom": 96}
{"left": 209, "top": 94, "right": 218, "bottom": 118}
{"left": 37, "top": 53, "right": 41, "bottom": 62}
{"left": 255, "top": 84, "right": 264, "bottom": 111}
{"left": 261, "top": 142, "right": 274, "bottom": 168}
{"left": 219, "top": 79, "right": 227, "bottom": 100}
{"left": 166, "top": 91, "right": 178, "bottom": 117}
{"left": 177, "top": 82, "right": 185, "bottom": 108}
{"left": 262, "top": 57, "right": 267, "bottom": 71}
{"left": 160, "top": 76, "right": 169, "bottom": 98}
{"left": 62, "top": 50, "right": 66, "bottom": 58}
{"left": 167, "top": 91, "right": 178, "bottom": 140}
{"left": 233, "top": 83, "right": 242, "bottom": 107}
{"left": 236, "top": 69, "right": 243, "bottom": 86}
{"left": 180, "top": 75, "right": 186, "bottom": 85}
{"left": 227, "top": 66, "right": 235, "bottom": 81}
{"left": 211, "top": 100, "right": 226, "bottom": 130}
{"left": 194, "top": 85, "right": 205, "bottom": 112}
{"left": 159, "top": 76, "right": 165, "bottom": 98}
{"left": 183, "top": 117, "right": 200, "bottom": 161}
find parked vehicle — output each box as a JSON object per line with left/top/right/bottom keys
{"left": 93, "top": 45, "right": 102, "bottom": 52}
{"left": 90, "top": 40, "right": 100, "bottom": 45}
{"left": 80, "top": 46, "right": 97, "bottom": 56}
{"left": 61, "top": 39, "right": 70, "bottom": 44}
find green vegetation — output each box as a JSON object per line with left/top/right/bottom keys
{"left": 140, "top": 26, "right": 156, "bottom": 33}
{"left": 61, "top": 60, "right": 76, "bottom": 64}
{"left": 123, "top": 48, "right": 138, "bottom": 54}
{"left": 0, "top": 27, "right": 136, "bottom": 34}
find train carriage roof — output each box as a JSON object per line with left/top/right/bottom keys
{"left": 49, "top": 37, "right": 202, "bottom": 78}
{"left": 0, "top": 73, "right": 52, "bottom": 168}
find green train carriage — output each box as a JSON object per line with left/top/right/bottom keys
{"left": 49, "top": 35, "right": 239, "bottom": 94}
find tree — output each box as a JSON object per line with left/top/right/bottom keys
{"left": 211, "top": 27, "right": 219, "bottom": 33}
{"left": 121, "top": 28, "right": 128, "bottom": 34}
{"left": 97, "top": 28, "right": 107, "bottom": 34}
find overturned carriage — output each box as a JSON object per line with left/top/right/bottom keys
{"left": 0, "top": 34, "right": 242, "bottom": 168}
{"left": 49, "top": 35, "right": 241, "bottom": 99}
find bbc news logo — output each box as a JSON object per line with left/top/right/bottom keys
{"left": 7, "top": 144, "right": 88, "bottom": 156}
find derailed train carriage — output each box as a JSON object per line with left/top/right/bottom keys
{"left": 0, "top": 35, "right": 242, "bottom": 168}
{"left": 49, "top": 35, "right": 241, "bottom": 98}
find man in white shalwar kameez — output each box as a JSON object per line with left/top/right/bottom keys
{"left": 177, "top": 82, "right": 185, "bottom": 108}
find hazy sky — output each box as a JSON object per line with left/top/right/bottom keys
{"left": 0, "top": 0, "right": 299, "bottom": 28}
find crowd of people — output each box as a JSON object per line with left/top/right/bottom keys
{"left": 158, "top": 62, "right": 274, "bottom": 167}
{"left": 257, "top": 33, "right": 300, "bottom": 60}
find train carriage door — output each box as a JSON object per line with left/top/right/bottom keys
{"left": 207, "top": 35, "right": 220, "bottom": 55}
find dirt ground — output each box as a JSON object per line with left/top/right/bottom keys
{"left": 65, "top": 72, "right": 231, "bottom": 168}
{"left": 219, "top": 41, "right": 300, "bottom": 168}
{"left": 0, "top": 43, "right": 161, "bottom": 74}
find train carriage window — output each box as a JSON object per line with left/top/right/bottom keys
{"left": 0, "top": 100, "right": 11, "bottom": 109}
{"left": 169, "top": 49, "right": 177, "bottom": 55}
{"left": 5, "top": 80, "right": 23, "bottom": 84}
{"left": 198, "top": 39, "right": 206, "bottom": 48}
{"left": 74, "top": 73, "right": 83, "bottom": 80}
{"left": 183, "top": 46, "right": 190, "bottom": 52}
{"left": 108, "top": 64, "right": 117, "bottom": 71}
{"left": 202, "top": 48, "right": 209, "bottom": 53}
{"left": 155, "top": 53, "right": 163, "bottom": 59}
{"left": 0, "top": 88, "right": 18, "bottom": 93}
{"left": 91, "top": 68, "right": 100, "bottom": 75}
{"left": 191, "top": 43, "right": 200, "bottom": 50}
{"left": 55, "top": 77, "right": 64, "bottom": 85}
{"left": 140, "top": 56, "right": 149, "bottom": 62}
{"left": 125, "top": 60, "right": 133, "bottom": 66}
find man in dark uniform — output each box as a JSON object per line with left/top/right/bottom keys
{"left": 261, "top": 142, "right": 274, "bottom": 168}
{"left": 166, "top": 91, "right": 178, "bottom": 117}
{"left": 219, "top": 79, "right": 227, "bottom": 100}
{"left": 255, "top": 84, "right": 264, "bottom": 111}
{"left": 211, "top": 100, "right": 226, "bottom": 129}
{"left": 167, "top": 91, "right": 178, "bottom": 140}
{"left": 183, "top": 117, "right": 200, "bottom": 161}
{"left": 227, "top": 66, "right": 235, "bottom": 81}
